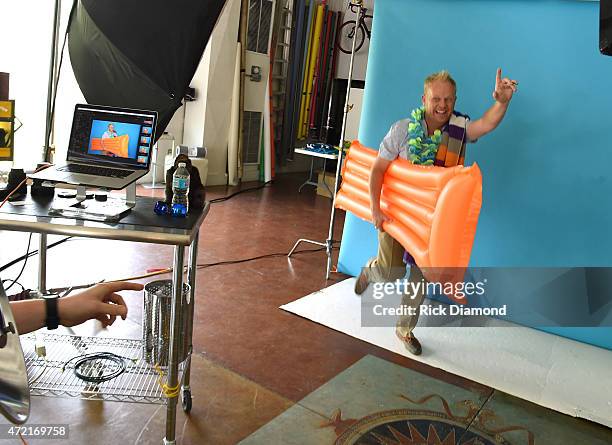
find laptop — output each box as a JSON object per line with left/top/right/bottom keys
{"left": 30, "top": 104, "right": 158, "bottom": 190}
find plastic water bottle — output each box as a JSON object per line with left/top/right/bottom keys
{"left": 171, "top": 162, "right": 190, "bottom": 216}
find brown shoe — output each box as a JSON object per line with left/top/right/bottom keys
{"left": 395, "top": 330, "right": 422, "bottom": 356}
{"left": 354, "top": 269, "right": 370, "bottom": 295}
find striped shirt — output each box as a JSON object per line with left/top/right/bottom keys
{"left": 378, "top": 111, "right": 476, "bottom": 164}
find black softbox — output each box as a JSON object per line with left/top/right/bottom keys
{"left": 68, "top": 0, "right": 227, "bottom": 141}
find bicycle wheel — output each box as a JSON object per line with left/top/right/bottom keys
{"left": 336, "top": 20, "right": 366, "bottom": 55}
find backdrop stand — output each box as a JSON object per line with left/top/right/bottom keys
{"left": 288, "top": 0, "right": 363, "bottom": 280}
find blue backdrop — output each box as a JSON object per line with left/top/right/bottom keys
{"left": 338, "top": 0, "right": 612, "bottom": 350}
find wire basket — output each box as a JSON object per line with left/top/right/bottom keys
{"left": 143, "top": 279, "right": 190, "bottom": 367}
{"left": 22, "top": 334, "right": 168, "bottom": 404}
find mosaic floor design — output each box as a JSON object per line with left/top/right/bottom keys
{"left": 240, "top": 355, "right": 612, "bottom": 445}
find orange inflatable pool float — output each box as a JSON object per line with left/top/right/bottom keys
{"left": 335, "top": 141, "right": 482, "bottom": 303}
{"left": 90, "top": 134, "right": 130, "bottom": 158}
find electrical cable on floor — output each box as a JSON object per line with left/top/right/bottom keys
{"left": 195, "top": 245, "right": 330, "bottom": 270}
{"left": 0, "top": 236, "right": 73, "bottom": 274}
{"left": 38, "top": 244, "right": 340, "bottom": 296}
{"left": 208, "top": 180, "right": 274, "bottom": 203}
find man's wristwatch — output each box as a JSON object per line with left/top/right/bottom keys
{"left": 44, "top": 296, "right": 60, "bottom": 330}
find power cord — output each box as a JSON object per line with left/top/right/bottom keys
{"left": 195, "top": 244, "right": 338, "bottom": 270}
{"left": 0, "top": 236, "right": 72, "bottom": 274}
{"left": 1, "top": 278, "right": 25, "bottom": 293}
{"left": 39, "top": 243, "right": 341, "bottom": 296}
{"left": 209, "top": 180, "right": 274, "bottom": 204}
{"left": 3, "top": 233, "right": 32, "bottom": 292}
{"left": 62, "top": 352, "right": 134, "bottom": 383}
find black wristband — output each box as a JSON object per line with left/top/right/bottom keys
{"left": 45, "top": 297, "right": 60, "bottom": 330}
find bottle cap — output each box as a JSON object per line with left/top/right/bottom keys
{"left": 178, "top": 162, "right": 186, "bottom": 168}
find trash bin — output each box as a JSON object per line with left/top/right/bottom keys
{"left": 142, "top": 279, "right": 190, "bottom": 367}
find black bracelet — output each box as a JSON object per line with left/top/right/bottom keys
{"left": 45, "top": 297, "right": 60, "bottom": 330}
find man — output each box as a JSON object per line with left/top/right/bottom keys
{"left": 102, "top": 123, "right": 118, "bottom": 139}
{"left": 354, "top": 69, "right": 518, "bottom": 355}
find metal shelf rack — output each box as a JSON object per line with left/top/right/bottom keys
{"left": 22, "top": 333, "right": 183, "bottom": 404}
{"left": 1, "top": 196, "right": 207, "bottom": 444}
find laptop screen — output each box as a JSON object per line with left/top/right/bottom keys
{"left": 67, "top": 104, "right": 158, "bottom": 169}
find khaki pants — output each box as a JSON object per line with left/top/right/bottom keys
{"left": 364, "top": 231, "right": 426, "bottom": 337}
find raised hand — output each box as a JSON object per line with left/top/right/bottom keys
{"left": 492, "top": 68, "right": 518, "bottom": 104}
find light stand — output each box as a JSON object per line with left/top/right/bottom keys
{"left": 288, "top": 0, "right": 363, "bottom": 279}
{"left": 44, "top": 0, "right": 62, "bottom": 163}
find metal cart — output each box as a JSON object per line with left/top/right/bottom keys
{"left": 0, "top": 195, "right": 208, "bottom": 444}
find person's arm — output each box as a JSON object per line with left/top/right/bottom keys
{"left": 11, "top": 281, "right": 144, "bottom": 335}
{"left": 372, "top": 121, "right": 405, "bottom": 230}
{"left": 370, "top": 156, "right": 392, "bottom": 231}
{"left": 467, "top": 68, "right": 518, "bottom": 141}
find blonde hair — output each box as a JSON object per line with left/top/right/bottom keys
{"left": 424, "top": 70, "right": 456, "bottom": 94}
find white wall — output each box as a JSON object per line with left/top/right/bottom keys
{"left": 183, "top": 0, "right": 242, "bottom": 186}
{"left": 3, "top": 1, "right": 83, "bottom": 170}
{"left": 183, "top": 45, "right": 211, "bottom": 149}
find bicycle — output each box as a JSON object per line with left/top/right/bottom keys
{"left": 336, "top": 3, "right": 373, "bottom": 55}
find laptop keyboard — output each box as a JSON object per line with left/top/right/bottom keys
{"left": 58, "top": 164, "right": 133, "bottom": 178}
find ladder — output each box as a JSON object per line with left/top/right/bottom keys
{"left": 270, "top": 0, "right": 293, "bottom": 156}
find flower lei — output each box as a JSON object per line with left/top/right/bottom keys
{"left": 407, "top": 106, "right": 442, "bottom": 165}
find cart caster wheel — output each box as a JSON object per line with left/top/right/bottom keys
{"left": 182, "top": 389, "right": 192, "bottom": 413}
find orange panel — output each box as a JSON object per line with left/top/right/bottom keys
{"left": 90, "top": 134, "right": 129, "bottom": 158}
{"left": 383, "top": 176, "right": 439, "bottom": 209}
{"left": 335, "top": 141, "right": 483, "bottom": 304}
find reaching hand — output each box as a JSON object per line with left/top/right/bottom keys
{"left": 492, "top": 68, "right": 518, "bottom": 104}
{"left": 58, "top": 281, "right": 144, "bottom": 328}
{"left": 371, "top": 206, "right": 391, "bottom": 231}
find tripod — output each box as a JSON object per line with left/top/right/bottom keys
{"left": 288, "top": 0, "right": 364, "bottom": 280}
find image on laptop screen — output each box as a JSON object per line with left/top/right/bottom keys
{"left": 67, "top": 105, "right": 157, "bottom": 169}
{"left": 88, "top": 120, "right": 141, "bottom": 159}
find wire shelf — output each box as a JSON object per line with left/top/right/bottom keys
{"left": 21, "top": 333, "right": 183, "bottom": 404}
